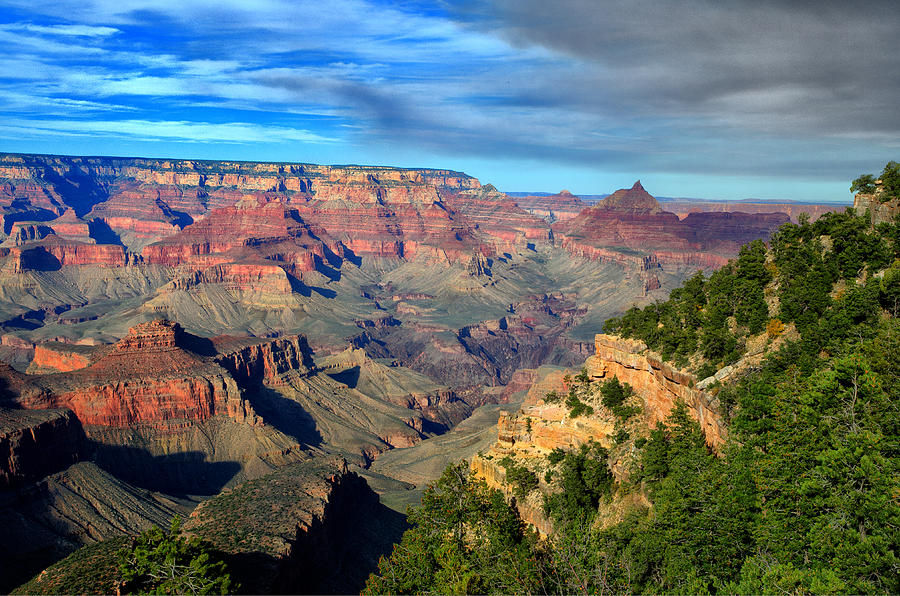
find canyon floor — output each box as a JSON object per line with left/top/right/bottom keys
{"left": 0, "top": 153, "right": 843, "bottom": 593}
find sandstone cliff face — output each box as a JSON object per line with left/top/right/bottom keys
{"left": 587, "top": 334, "right": 726, "bottom": 446}
{"left": 854, "top": 191, "right": 900, "bottom": 226}
{"left": 472, "top": 332, "right": 727, "bottom": 533}
{"left": 0, "top": 407, "right": 82, "bottom": 489}
{"left": 27, "top": 342, "right": 94, "bottom": 373}
{"left": 4, "top": 321, "right": 259, "bottom": 427}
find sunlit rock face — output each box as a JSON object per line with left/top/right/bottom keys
{"left": 473, "top": 332, "right": 727, "bottom": 534}
{"left": 555, "top": 181, "right": 789, "bottom": 270}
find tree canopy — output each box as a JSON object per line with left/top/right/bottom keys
{"left": 367, "top": 208, "right": 900, "bottom": 594}
{"left": 116, "top": 518, "right": 235, "bottom": 595}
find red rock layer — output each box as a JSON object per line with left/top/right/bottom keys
{"left": 5, "top": 237, "right": 127, "bottom": 271}
{"left": 3, "top": 223, "right": 54, "bottom": 246}
{"left": 47, "top": 209, "right": 92, "bottom": 242}
{"left": 165, "top": 261, "right": 295, "bottom": 294}
{"left": 142, "top": 201, "right": 330, "bottom": 274}
{"left": 442, "top": 184, "right": 551, "bottom": 252}
{"left": 513, "top": 190, "right": 587, "bottom": 222}
{"left": 664, "top": 200, "right": 844, "bottom": 222}
{"left": 29, "top": 342, "right": 93, "bottom": 373}
{"left": 556, "top": 181, "right": 789, "bottom": 269}
{"left": 0, "top": 154, "right": 489, "bottom": 263}
{"left": 3, "top": 321, "right": 258, "bottom": 427}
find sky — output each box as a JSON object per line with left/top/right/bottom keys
{"left": 0, "top": 0, "right": 897, "bottom": 202}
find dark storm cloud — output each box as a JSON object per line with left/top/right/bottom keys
{"left": 2, "top": 0, "right": 897, "bottom": 194}
{"left": 445, "top": 0, "right": 900, "bottom": 137}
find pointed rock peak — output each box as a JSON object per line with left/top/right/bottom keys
{"left": 595, "top": 179, "right": 662, "bottom": 214}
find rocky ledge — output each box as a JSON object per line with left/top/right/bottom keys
{"left": 0, "top": 320, "right": 321, "bottom": 427}
{"left": 183, "top": 457, "right": 405, "bottom": 594}
{"left": 472, "top": 332, "right": 727, "bottom": 534}
{"left": 0, "top": 407, "right": 82, "bottom": 489}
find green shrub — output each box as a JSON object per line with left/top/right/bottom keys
{"left": 500, "top": 456, "right": 539, "bottom": 499}
{"left": 116, "top": 518, "right": 235, "bottom": 595}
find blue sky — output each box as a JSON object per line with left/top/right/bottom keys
{"left": 0, "top": 0, "right": 897, "bottom": 202}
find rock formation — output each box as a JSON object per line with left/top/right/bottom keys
{"left": 472, "top": 332, "right": 727, "bottom": 534}
{"left": 182, "top": 457, "right": 405, "bottom": 594}
{"left": 2, "top": 320, "right": 257, "bottom": 427}
{"left": 586, "top": 334, "right": 726, "bottom": 445}
{"left": 663, "top": 199, "right": 843, "bottom": 222}
{"left": 854, "top": 188, "right": 900, "bottom": 226}
{"left": 512, "top": 190, "right": 587, "bottom": 223}
{"left": 555, "top": 181, "right": 790, "bottom": 270}
{"left": 0, "top": 407, "right": 82, "bottom": 489}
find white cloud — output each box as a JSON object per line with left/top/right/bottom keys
{"left": 15, "top": 24, "right": 120, "bottom": 37}
{"left": 1, "top": 118, "right": 338, "bottom": 144}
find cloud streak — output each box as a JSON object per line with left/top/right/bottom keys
{"left": 0, "top": 0, "right": 897, "bottom": 199}
{"left": 0, "top": 118, "right": 336, "bottom": 144}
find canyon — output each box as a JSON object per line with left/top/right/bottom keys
{"left": 0, "top": 152, "right": 836, "bottom": 592}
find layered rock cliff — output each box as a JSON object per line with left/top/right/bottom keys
{"left": 472, "top": 332, "right": 727, "bottom": 533}
{"left": 0, "top": 407, "right": 82, "bottom": 489}
{"left": 2, "top": 321, "right": 257, "bottom": 427}
{"left": 182, "top": 457, "right": 405, "bottom": 594}
{"left": 0, "top": 153, "right": 490, "bottom": 264}
{"left": 512, "top": 190, "right": 587, "bottom": 223}
{"left": 586, "top": 334, "right": 726, "bottom": 446}
{"left": 854, "top": 190, "right": 900, "bottom": 226}
{"left": 555, "top": 181, "right": 789, "bottom": 271}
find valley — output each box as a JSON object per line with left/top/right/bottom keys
{"left": 0, "top": 152, "right": 840, "bottom": 593}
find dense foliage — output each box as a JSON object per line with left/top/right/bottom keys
{"left": 367, "top": 208, "right": 900, "bottom": 594}
{"left": 605, "top": 209, "right": 900, "bottom": 380}
{"left": 363, "top": 463, "right": 544, "bottom": 595}
{"left": 851, "top": 160, "right": 900, "bottom": 202}
{"left": 500, "top": 456, "right": 539, "bottom": 498}
{"left": 543, "top": 441, "right": 614, "bottom": 522}
{"left": 116, "top": 518, "right": 235, "bottom": 595}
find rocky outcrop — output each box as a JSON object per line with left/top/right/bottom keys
{"left": 2, "top": 321, "right": 258, "bottom": 427}
{"left": 512, "top": 190, "right": 587, "bottom": 223}
{"left": 0, "top": 407, "right": 82, "bottom": 489}
{"left": 27, "top": 342, "right": 94, "bottom": 373}
{"left": 472, "top": 332, "right": 728, "bottom": 534}
{"left": 555, "top": 181, "right": 789, "bottom": 270}
{"left": 854, "top": 190, "right": 900, "bottom": 226}
{"left": 182, "top": 457, "right": 405, "bottom": 594}
{"left": 586, "top": 334, "right": 726, "bottom": 447}
{"left": 213, "top": 334, "right": 315, "bottom": 387}
{"left": 3, "top": 223, "right": 55, "bottom": 246}
{"left": 4, "top": 237, "right": 128, "bottom": 271}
